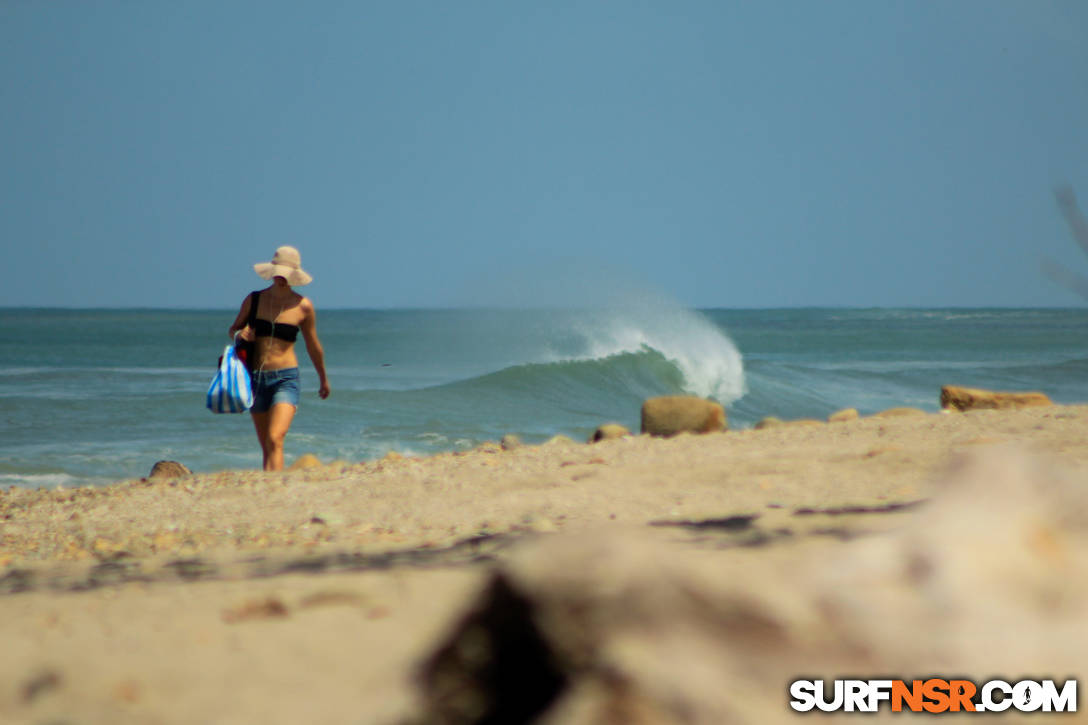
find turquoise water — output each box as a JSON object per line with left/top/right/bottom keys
{"left": 2, "top": 306, "right": 1087, "bottom": 488}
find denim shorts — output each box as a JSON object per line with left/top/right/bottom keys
{"left": 250, "top": 368, "right": 300, "bottom": 413}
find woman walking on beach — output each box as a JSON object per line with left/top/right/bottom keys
{"left": 228, "top": 246, "right": 330, "bottom": 471}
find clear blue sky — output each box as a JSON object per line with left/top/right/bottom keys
{"left": 3, "top": 0, "right": 1087, "bottom": 309}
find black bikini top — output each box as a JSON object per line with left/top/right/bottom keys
{"left": 248, "top": 291, "right": 300, "bottom": 342}
{"left": 253, "top": 317, "right": 299, "bottom": 342}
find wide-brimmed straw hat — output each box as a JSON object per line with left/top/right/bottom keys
{"left": 254, "top": 246, "right": 313, "bottom": 286}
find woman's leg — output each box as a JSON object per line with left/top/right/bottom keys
{"left": 251, "top": 411, "right": 272, "bottom": 469}
{"left": 261, "top": 402, "right": 297, "bottom": 471}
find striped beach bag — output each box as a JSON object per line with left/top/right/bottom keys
{"left": 206, "top": 344, "right": 254, "bottom": 413}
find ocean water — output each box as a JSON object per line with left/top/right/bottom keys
{"left": 2, "top": 306, "right": 1087, "bottom": 489}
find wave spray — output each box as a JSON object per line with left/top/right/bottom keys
{"left": 548, "top": 288, "right": 746, "bottom": 404}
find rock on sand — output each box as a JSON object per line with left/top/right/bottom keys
{"left": 588, "top": 424, "right": 631, "bottom": 443}
{"left": 940, "top": 385, "right": 1053, "bottom": 412}
{"left": 148, "top": 461, "right": 191, "bottom": 479}
{"left": 640, "top": 396, "right": 726, "bottom": 437}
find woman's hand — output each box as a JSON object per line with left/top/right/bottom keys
{"left": 318, "top": 381, "right": 331, "bottom": 399}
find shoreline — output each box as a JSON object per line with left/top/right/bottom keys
{"left": 7, "top": 305, "right": 1088, "bottom": 495}
{"left": 1, "top": 404, "right": 1031, "bottom": 570}
{"left": 3, "top": 404, "right": 1087, "bottom": 722}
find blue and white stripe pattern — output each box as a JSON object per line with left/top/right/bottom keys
{"left": 206, "top": 344, "right": 254, "bottom": 413}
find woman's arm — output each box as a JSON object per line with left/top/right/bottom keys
{"left": 228, "top": 294, "right": 254, "bottom": 340}
{"left": 299, "top": 299, "right": 330, "bottom": 399}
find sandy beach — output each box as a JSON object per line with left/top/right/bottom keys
{"left": 2, "top": 404, "right": 1087, "bottom": 724}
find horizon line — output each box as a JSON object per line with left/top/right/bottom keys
{"left": 1, "top": 304, "right": 1085, "bottom": 313}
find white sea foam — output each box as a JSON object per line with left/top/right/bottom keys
{"left": 0, "top": 366, "right": 205, "bottom": 376}
{"left": 0, "top": 367, "right": 52, "bottom": 377}
{"left": 0, "top": 472, "right": 84, "bottom": 489}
